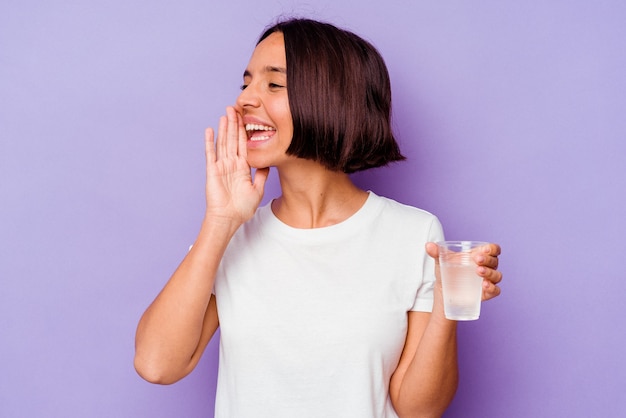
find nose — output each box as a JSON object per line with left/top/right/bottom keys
{"left": 235, "top": 83, "right": 261, "bottom": 112}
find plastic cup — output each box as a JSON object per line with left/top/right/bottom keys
{"left": 436, "top": 241, "right": 487, "bottom": 321}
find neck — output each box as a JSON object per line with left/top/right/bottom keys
{"left": 272, "top": 159, "right": 368, "bottom": 229}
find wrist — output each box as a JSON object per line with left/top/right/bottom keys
{"left": 201, "top": 212, "right": 242, "bottom": 234}
{"left": 193, "top": 215, "right": 241, "bottom": 251}
{"left": 431, "top": 284, "right": 458, "bottom": 327}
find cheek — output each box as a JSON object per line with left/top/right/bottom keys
{"left": 273, "top": 101, "right": 293, "bottom": 134}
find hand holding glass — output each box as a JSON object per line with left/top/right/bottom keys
{"left": 436, "top": 241, "right": 487, "bottom": 320}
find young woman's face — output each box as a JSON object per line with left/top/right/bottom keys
{"left": 236, "top": 32, "right": 294, "bottom": 169}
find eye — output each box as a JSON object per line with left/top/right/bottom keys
{"left": 269, "top": 83, "right": 285, "bottom": 89}
{"left": 240, "top": 84, "right": 248, "bottom": 91}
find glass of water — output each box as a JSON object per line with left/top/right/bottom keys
{"left": 436, "top": 241, "right": 488, "bottom": 320}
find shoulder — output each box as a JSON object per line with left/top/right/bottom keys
{"left": 366, "top": 193, "right": 444, "bottom": 242}
{"left": 372, "top": 193, "right": 439, "bottom": 223}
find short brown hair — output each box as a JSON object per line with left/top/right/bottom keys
{"left": 258, "top": 18, "right": 405, "bottom": 173}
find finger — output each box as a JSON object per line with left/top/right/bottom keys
{"left": 226, "top": 106, "right": 238, "bottom": 156}
{"left": 477, "top": 265, "right": 503, "bottom": 285}
{"left": 475, "top": 254, "right": 499, "bottom": 270}
{"left": 474, "top": 243, "right": 500, "bottom": 269}
{"left": 205, "top": 127, "right": 216, "bottom": 163}
{"left": 217, "top": 115, "right": 228, "bottom": 158}
{"left": 483, "top": 243, "right": 501, "bottom": 257}
{"left": 237, "top": 111, "right": 248, "bottom": 159}
{"left": 482, "top": 280, "right": 501, "bottom": 301}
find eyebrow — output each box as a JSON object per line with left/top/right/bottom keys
{"left": 243, "top": 66, "right": 287, "bottom": 78}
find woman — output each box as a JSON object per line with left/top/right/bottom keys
{"left": 135, "top": 18, "right": 502, "bottom": 417}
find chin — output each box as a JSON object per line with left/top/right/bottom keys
{"left": 250, "top": 164, "right": 271, "bottom": 170}
{"left": 245, "top": 157, "right": 272, "bottom": 170}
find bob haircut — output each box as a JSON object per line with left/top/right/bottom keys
{"left": 258, "top": 18, "right": 405, "bottom": 173}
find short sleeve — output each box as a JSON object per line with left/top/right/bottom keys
{"left": 410, "top": 216, "right": 445, "bottom": 312}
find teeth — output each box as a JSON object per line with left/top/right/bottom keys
{"left": 245, "top": 123, "right": 275, "bottom": 132}
{"left": 250, "top": 135, "right": 271, "bottom": 141}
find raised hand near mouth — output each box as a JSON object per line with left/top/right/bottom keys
{"left": 204, "top": 106, "right": 270, "bottom": 226}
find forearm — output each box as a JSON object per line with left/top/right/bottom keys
{"left": 392, "top": 289, "right": 459, "bottom": 417}
{"left": 134, "top": 217, "right": 239, "bottom": 383}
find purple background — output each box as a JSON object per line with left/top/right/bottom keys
{"left": 1, "top": 1, "right": 625, "bottom": 417}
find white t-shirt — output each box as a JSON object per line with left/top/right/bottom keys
{"left": 213, "top": 192, "right": 444, "bottom": 417}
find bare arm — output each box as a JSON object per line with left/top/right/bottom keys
{"left": 133, "top": 220, "right": 237, "bottom": 384}
{"left": 390, "top": 243, "right": 502, "bottom": 417}
{"left": 389, "top": 294, "right": 458, "bottom": 417}
{"left": 134, "top": 107, "right": 269, "bottom": 384}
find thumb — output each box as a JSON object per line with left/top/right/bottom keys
{"left": 426, "top": 242, "right": 442, "bottom": 284}
{"left": 425, "top": 242, "right": 440, "bottom": 261}
{"left": 253, "top": 167, "right": 270, "bottom": 194}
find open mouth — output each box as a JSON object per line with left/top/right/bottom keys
{"left": 245, "top": 123, "right": 276, "bottom": 141}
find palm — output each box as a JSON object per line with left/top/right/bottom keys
{"left": 204, "top": 107, "right": 269, "bottom": 225}
{"left": 207, "top": 153, "right": 263, "bottom": 222}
